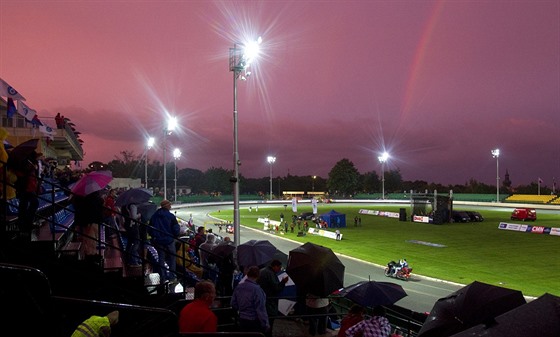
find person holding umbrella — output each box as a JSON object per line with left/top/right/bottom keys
{"left": 306, "top": 292, "right": 330, "bottom": 336}
{"left": 123, "top": 201, "right": 142, "bottom": 266}
{"left": 102, "top": 188, "right": 119, "bottom": 237}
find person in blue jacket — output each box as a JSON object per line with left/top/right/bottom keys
{"left": 148, "top": 199, "right": 180, "bottom": 283}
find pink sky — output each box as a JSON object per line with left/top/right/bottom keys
{"left": 1, "top": 1, "right": 558, "bottom": 186}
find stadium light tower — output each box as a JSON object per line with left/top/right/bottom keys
{"left": 163, "top": 117, "right": 177, "bottom": 201}
{"left": 378, "top": 152, "right": 389, "bottom": 200}
{"left": 229, "top": 36, "right": 262, "bottom": 246}
{"left": 144, "top": 136, "right": 155, "bottom": 189}
{"left": 267, "top": 156, "right": 276, "bottom": 201}
{"left": 492, "top": 149, "right": 500, "bottom": 202}
{"left": 173, "top": 148, "right": 181, "bottom": 203}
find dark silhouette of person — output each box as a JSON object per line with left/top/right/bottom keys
{"left": 14, "top": 151, "right": 41, "bottom": 236}
{"left": 258, "top": 259, "right": 288, "bottom": 337}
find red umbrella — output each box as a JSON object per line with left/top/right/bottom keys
{"left": 70, "top": 170, "right": 113, "bottom": 196}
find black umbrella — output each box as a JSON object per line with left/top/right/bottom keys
{"left": 451, "top": 293, "right": 560, "bottom": 337}
{"left": 212, "top": 241, "right": 237, "bottom": 258}
{"left": 272, "top": 249, "right": 288, "bottom": 267}
{"left": 115, "top": 187, "right": 153, "bottom": 207}
{"left": 237, "top": 239, "right": 277, "bottom": 268}
{"left": 418, "top": 281, "right": 527, "bottom": 337}
{"left": 338, "top": 280, "right": 408, "bottom": 307}
{"left": 286, "top": 242, "right": 345, "bottom": 297}
{"left": 7, "top": 138, "right": 39, "bottom": 170}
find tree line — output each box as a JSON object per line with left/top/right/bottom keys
{"left": 87, "top": 151, "right": 551, "bottom": 198}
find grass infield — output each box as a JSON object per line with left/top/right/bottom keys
{"left": 210, "top": 204, "right": 559, "bottom": 298}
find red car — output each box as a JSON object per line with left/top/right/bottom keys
{"left": 510, "top": 208, "right": 537, "bottom": 221}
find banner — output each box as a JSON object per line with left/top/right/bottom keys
{"left": 291, "top": 197, "right": 297, "bottom": 213}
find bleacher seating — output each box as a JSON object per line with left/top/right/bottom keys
{"left": 6, "top": 190, "right": 68, "bottom": 216}
{"left": 47, "top": 207, "right": 75, "bottom": 233}
{"left": 504, "top": 194, "right": 557, "bottom": 204}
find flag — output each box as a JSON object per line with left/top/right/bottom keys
{"left": 6, "top": 98, "right": 16, "bottom": 118}
{"left": 17, "top": 100, "right": 37, "bottom": 122}
{"left": 39, "top": 124, "right": 56, "bottom": 140}
{"left": 538, "top": 177, "right": 543, "bottom": 184}
{"left": 0, "top": 78, "right": 26, "bottom": 100}
{"left": 292, "top": 197, "right": 297, "bottom": 213}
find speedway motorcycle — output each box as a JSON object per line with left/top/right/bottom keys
{"left": 384, "top": 260, "right": 412, "bottom": 281}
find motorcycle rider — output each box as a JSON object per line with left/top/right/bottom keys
{"left": 393, "top": 258, "right": 408, "bottom": 277}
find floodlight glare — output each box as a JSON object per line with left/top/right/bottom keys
{"left": 163, "top": 116, "right": 178, "bottom": 201}
{"left": 144, "top": 136, "right": 155, "bottom": 189}
{"left": 378, "top": 152, "right": 389, "bottom": 163}
{"left": 173, "top": 148, "right": 182, "bottom": 159}
{"left": 173, "top": 148, "right": 181, "bottom": 203}
{"left": 167, "top": 117, "right": 177, "bottom": 135}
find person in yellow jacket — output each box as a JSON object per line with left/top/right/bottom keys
{"left": 0, "top": 127, "right": 16, "bottom": 200}
{"left": 176, "top": 240, "right": 203, "bottom": 279}
{"left": 71, "top": 310, "right": 119, "bottom": 337}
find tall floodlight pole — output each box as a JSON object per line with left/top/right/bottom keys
{"left": 267, "top": 156, "right": 276, "bottom": 201}
{"left": 492, "top": 149, "right": 500, "bottom": 202}
{"left": 378, "top": 152, "right": 389, "bottom": 200}
{"left": 144, "top": 137, "right": 155, "bottom": 189}
{"left": 229, "top": 37, "right": 262, "bottom": 246}
{"left": 312, "top": 175, "right": 317, "bottom": 192}
{"left": 173, "top": 148, "right": 181, "bottom": 203}
{"left": 163, "top": 117, "right": 177, "bottom": 201}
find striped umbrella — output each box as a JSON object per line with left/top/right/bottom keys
{"left": 70, "top": 170, "right": 113, "bottom": 196}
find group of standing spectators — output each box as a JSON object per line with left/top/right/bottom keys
{"left": 178, "top": 257, "right": 290, "bottom": 336}
{"left": 72, "top": 185, "right": 181, "bottom": 287}
{"left": 176, "top": 241, "right": 393, "bottom": 337}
